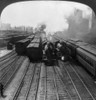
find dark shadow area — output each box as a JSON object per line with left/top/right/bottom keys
{"left": 71, "top": 59, "right": 95, "bottom": 80}
{"left": 0, "top": 83, "right": 6, "bottom": 98}
{"left": 43, "top": 59, "right": 57, "bottom": 66}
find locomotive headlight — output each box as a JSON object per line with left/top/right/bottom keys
{"left": 61, "top": 56, "right": 65, "bottom": 61}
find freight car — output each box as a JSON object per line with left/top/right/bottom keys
{"left": 26, "top": 38, "right": 43, "bottom": 62}
{"left": 15, "top": 39, "right": 30, "bottom": 55}
{"left": 27, "top": 35, "right": 34, "bottom": 41}
{"left": 7, "top": 42, "right": 13, "bottom": 50}
{"left": 42, "top": 37, "right": 47, "bottom": 44}
{"left": 31, "top": 38, "right": 40, "bottom": 43}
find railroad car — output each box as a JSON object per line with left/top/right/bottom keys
{"left": 51, "top": 37, "right": 96, "bottom": 79}
{"left": 42, "top": 37, "right": 47, "bottom": 43}
{"left": 42, "top": 39, "right": 47, "bottom": 49}
{"left": 26, "top": 38, "right": 43, "bottom": 62}
{"left": 34, "top": 34, "right": 41, "bottom": 39}
{"left": 31, "top": 38, "right": 40, "bottom": 43}
{"left": 76, "top": 46, "right": 96, "bottom": 79}
{"left": 65, "top": 39, "right": 87, "bottom": 59}
{"left": 7, "top": 42, "right": 13, "bottom": 50}
{"left": 15, "top": 39, "right": 30, "bottom": 55}
{"left": 65, "top": 40, "right": 78, "bottom": 59}
{"left": 27, "top": 35, "right": 34, "bottom": 41}
{"left": 65, "top": 39, "right": 96, "bottom": 79}
{"left": 52, "top": 37, "right": 78, "bottom": 59}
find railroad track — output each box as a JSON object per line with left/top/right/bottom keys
{"left": 53, "top": 64, "right": 80, "bottom": 100}
{"left": 36, "top": 63, "right": 47, "bottom": 100}
{"left": 15, "top": 63, "right": 36, "bottom": 100}
{"left": 0, "top": 53, "right": 17, "bottom": 67}
{"left": 53, "top": 66, "right": 72, "bottom": 100}
{"left": 0, "top": 56, "right": 19, "bottom": 75}
{"left": 26, "top": 63, "right": 41, "bottom": 100}
{"left": 59, "top": 61, "right": 96, "bottom": 100}
{"left": 46, "top": 66, "right": 58, "bottom": 100}
{"left": 0, "top": 51, "right": 95, "bottom": 100}
{"left": 4, "top": 56, "right": 26, "bottom": 89}
{"left": 0, "top": 50, "right": 16, "bottom": 62}
{"left": 10, "top": 63, "right": 41, "bottom": 100}
{"left": 0, "top": 47, "right": 7, "bottom": 50}
{"left": 45, "top": 65, "right": 71, "bottom": 100}
{"left": 0, "top": 56, "right": 26, "bottom": 91}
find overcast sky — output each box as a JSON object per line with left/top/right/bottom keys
{"left": 1, "top": 1, "right": 92, "bottom": 33}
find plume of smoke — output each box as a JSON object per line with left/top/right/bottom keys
{"left": 83, "top": 11, "right": 96, "bottom": 44}
{"left": 62, "top": 8, "right": 92, "bottom": 40}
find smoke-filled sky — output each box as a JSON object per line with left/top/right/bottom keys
{"left": 1, "top": 1, "right": 92, "bottom": 33}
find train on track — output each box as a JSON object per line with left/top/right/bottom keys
{"left": 53, "top": 36, "right": 96, "bottom": 80}
{"left": 14, "top": 35, "right": 34, "bottom": 55}
{"left": 14, "top": 34, "right": 96, "bottom": 79}
{"left": 15, "top": 35, "right": 43, "bottom": 62}
{"left": 15, "top": 38, "right": 31, "bottom": 55}
{"left": 7, "top": 42, "right": 13, "bottom": 50}
{"left": 64, "top": 39, "right": 96, "bottom": 80}
{"left": 26, "top": 37, "right": 43, "bottom": 62}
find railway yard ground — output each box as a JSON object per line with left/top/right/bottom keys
{"left": 0, "top": 50, "right": 96, "bottom": 100}
{"left": 0, "top": 49, "right": 12, "bottom": 57}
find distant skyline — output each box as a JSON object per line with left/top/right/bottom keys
{"left": 1, "top": 1, "right": 92, "bottom": 33}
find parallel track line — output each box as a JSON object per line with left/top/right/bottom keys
{"left": 4, "top": 56, "right": 26, "bottom": 90}
{"left": 0, "top": 50, "right": 15, "bottom": 62}
{"left": 25, "top": 63, "right": 36, "bottom": 100}
{"left": 10, "top": 59, "right": 30, "bottom": 100}
{"left": 52, "top": 66, "right": 61, "bottom": 100}
{"left": 0, "top": 56, "right": 19, "bottom": 81}
{"left": 35, "top": 64, "right": 41, "bottom": 100}
{"left": 27, "top": 63, "right": 41, "bottom": 100}
{"left": 60, "top": 61, "right": 82, "bottom": 100}
{"left": 70, "top": 62, "right": 95, "bottom": 100}
{"left": 53, "top": 66, "right": 72, "bottom": 100}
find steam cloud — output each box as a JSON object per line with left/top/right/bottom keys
{"left": 1, "top": 1, "right": 93, "bottom": 41}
